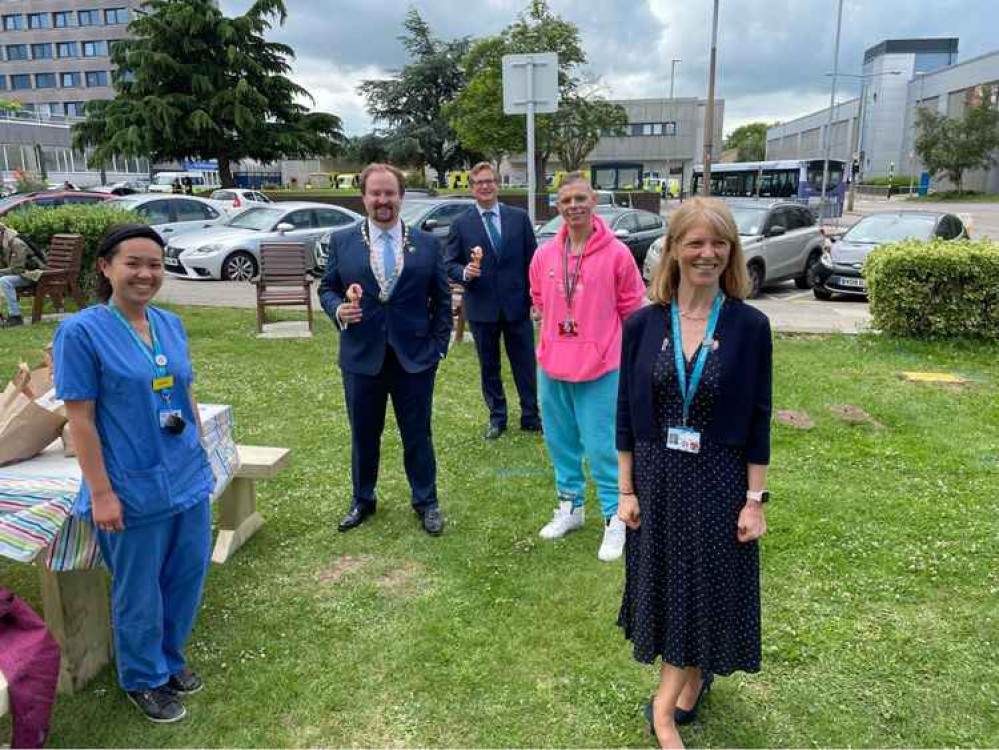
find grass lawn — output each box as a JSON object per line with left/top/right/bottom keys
{"left": 1, "top": 307, "right": 997, "bottom": 747}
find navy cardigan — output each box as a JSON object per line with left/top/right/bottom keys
{"left": 616, "top": 299, "right": 773, "bottom": 464}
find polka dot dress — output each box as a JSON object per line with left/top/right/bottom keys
{"left": 617, "top": 322, "right": 761, "bottom": 675}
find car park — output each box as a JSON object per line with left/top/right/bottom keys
{"left": 106, "top": 194, "right": 228, "bottom": 241}
{"left": 642, "top": 200, "right": 826, "bottom": 297}
{"left": 536, "top": 205, "right": 665, "bottom": 270}
{"left": 813, "top": 211, "right": 968, "bottom": 299}
{"left": 0, "top": 190, "right": 111, "bottom": 216}
{"left": 209, "top": 188, "right": 273, "bottom": 214}
{"left": 165, "top": 202, "right": 362, "bottom": 281}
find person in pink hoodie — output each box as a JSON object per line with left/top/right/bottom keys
{"left": 529, "top": 173, "right": 646, "bottom": 561}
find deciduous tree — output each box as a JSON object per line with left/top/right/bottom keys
{"left": 723, "top": 122, "right": 773, "bottom": 162}
{"left": 915, "top": 88, "right": 999, "bottom": 193}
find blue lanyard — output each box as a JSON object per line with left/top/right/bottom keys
{"left": 106, "top": 303, "right": 171, "bottom": 400}
{"left": 670, "top": 291, "right": 724, "bottom": 426}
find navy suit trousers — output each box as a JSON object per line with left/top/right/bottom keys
{"left": 467, "top": 314, "right": 539, "bottom": 428}
{"left": 342, "top": 346, "right": 438, "bottom": 512}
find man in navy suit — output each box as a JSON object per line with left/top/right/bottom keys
{"left": 445, "top": 162, "right": 541, "bottom": 440}
{"left": 319, "top": 163, "right": 452, "bottom": 535}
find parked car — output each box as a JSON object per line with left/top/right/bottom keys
{"left": 536, "top": 205, "right": 665, "bottom": 270}
{"left": 813, "top": 211, "right": 968, "bottom": 300}
{"left": 642, "top": 200, "right": 825, "bottom": 297}
{"left": 209, "top": 188, "right": 273, "bottom": 214}
{"left": 147, "top": 170, "right": 220, "bottom": 193}
{"left": 106, "top": 194, "right": 228, "bottom": 241}
{"left": 90, "top": 180, "right": 148, "bottom": 196}
{"left": 165, "top": 202, "right": 363, "bottom": 281}
{"left": 0, "top": 190, "right": 111, "bottom": 216}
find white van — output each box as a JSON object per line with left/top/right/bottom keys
{"left": 148, "top": 170, "right": 220, "bottom": 193}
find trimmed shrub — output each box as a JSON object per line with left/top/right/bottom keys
{"left": 3, "top": 204, "right": 148, "bottom": 292}
{"left": 865, "top": 238, "right": 999, "bottom": 341}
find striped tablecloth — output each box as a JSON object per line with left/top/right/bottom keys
{"left": 0, "top": 403, "right": 239, "bottom": 571}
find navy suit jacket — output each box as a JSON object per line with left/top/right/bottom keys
{"left": 616, "top": 299, "right": 773, "bottom": 464}
{"left": 444, "top": 204, "right": 537, "bottom": 323}
{"left": 319, "top": 222, "right": 453, "bottom": 376}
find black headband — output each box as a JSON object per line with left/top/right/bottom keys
{"left": 96, "top": 223, "right": 164, "bottom": 259}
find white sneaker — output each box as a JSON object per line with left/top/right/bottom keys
{"left": 597, "top": 515, "right": 627, "bottom": 561}
{"left": 539, "top": 500, "right": 585, "bottom": 540}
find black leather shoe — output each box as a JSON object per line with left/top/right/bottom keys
{"left": 418, "top": 508, "right": 444, "bottom": 535}
{"left": 338, "top": 504, "right": 374, "bottom": 532}
{"left": 483, "top": 424, "right": 506, "bottom": 440}
{"left": 520, "top": 421, "right": 543, "bottom": 433}
{"left": 2, "top": 315, "right": 23, "bottom": 328}
{"left": 648, "top": 671, "right": 714, "bottom": 727}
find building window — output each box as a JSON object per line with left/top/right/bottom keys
{"left": 77, "top": 10, "right": 101, "bottom": 27}
{"left": 56, "top": 42, "right": 78, "bottom": 58}
{"left": 104, "top": 8, "right": 129, "bottom": 24}
{"left": 61, "top": 72, "right": 81, "bottom": 88}
{"left": 6, "top": 45, "right": 28, "bottom": 62}
{"left": 27, "top": 13, "right": 49, "bottom": 30}
{"left": 31, "top": 43, "right": 53, "bottom": 60}
{"left": 35, "top": 73, "right": 57, "bottom": 89}
{"left": 3, "top": 15, "right": 23, "bottom": 31}
{"left": 664, "top": 122, "right": 677, "bottom": 136}
{"left": 64, "top": 101, "right": 86, "bottom": 117}
{"left": 0, "top": 77, "right": 6, "bottom": 92}
{"left": 10, "top": 75, "right": 32, "bottom": 91}
{"left": 53, "top": 11, "right": 73, "bottom": 28}
{"left": 82, "top": 41, "right": 107, "bottom": 57}
{"left": 85, "top": 70, "right": 109, "bottom": 87}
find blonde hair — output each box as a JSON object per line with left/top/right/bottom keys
{"left": 649, "top": 197, "right": 749, "bottom": 304}
{"left": 558, "top": 171, "right": 592, "bottom": 193}
{"left": 469, "top": 161, "right": 495, "bottom": 179}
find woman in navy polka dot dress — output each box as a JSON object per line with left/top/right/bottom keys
{"left": 615, "top": 198, "right": 773, "bottom": 748}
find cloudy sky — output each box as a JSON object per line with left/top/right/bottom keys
{"left": 219, "top": 0, "right": 995, "bottom": 137}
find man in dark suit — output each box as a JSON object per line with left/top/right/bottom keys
{"left": 319, "top": 163, "right": 452, "bottom": 535}
{"left": 445, "top": 162, "right": 541, "bottom": 440}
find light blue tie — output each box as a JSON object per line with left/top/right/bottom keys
{"left": 484, "top": 210, "right": 503, "bottom": 258}
{"left": 382, "top": 232, "right": 396, "bottom": 281}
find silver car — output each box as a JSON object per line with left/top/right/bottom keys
{"left": 163, "top": 202, "right": 362, "bottom": 281}
{"left": 105, "top": 194, "right": 228, "bottom": 241}
{"left": 642, "top": 200, "right": 826, "bottom": 297}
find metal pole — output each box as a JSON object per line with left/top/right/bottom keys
{"left": 670, "top": 59, "right": 680, "bottom": 99}
{"left": 847, "top": 79, "right": 866, "bottom": 212}
{"left": 526, "top": 60, "right": 536, "bottom": 226}
{"left": 701, "top": 0, "right": 719, "bottom": 197}
{"left": 909, "top": 73, "right": 925, "bottom": 196}
{"left": 820, "top": 0, "right": 844, "bottom": 219}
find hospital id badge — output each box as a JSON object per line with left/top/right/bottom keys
{"left": 152, "top": 375, "right": 174, "bottom": 392}
{"left": 159, "top": 409, "right": 182, "bottom": 428}
{"left": 666, "top": 426, "right": 701, "bottom": 454}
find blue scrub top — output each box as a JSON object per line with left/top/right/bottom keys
{"left": 53, "top": 305, "right": 213, "bottom": 527}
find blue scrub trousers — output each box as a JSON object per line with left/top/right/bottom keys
{"left": 538, "top": 368, "right": 620, "bottom": 519}
{"left": 95, "top": 500, "right": 211, "bottom": 691}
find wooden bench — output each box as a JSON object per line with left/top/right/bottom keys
{"left": 32, "top": 444, "right": 289, "bottom": 694}
{"left": 212, "top": 444, "right": 290, "bottom": 564}
{"left": 450, "top": 281, "right": 467, "bottom": 343}
{"left": 16, "top": 234, "right": 88, "bottom": 323}
{"left": 254, "top": 242, "right": 313, "bottom": 333}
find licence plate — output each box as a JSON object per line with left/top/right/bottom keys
{"left": 835, "top": 276, "right": 866, "bottom": 289}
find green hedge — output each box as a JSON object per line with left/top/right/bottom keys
{"left": 865, "top": 238, "right": 999, "bottom": 340}
{"left": 4, "top": 205, "right": 147, "bottom": 292}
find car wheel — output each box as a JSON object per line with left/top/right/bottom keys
{"left": 813, "top": 286, "right": 833, "bottom": 301}
{"left": 221, "top": 251, "right": 257, "bottom": 282}
{"left": 747, "top": 262, "right": 764, "bottom": 299}
{"left": 795, "top": 251, "right": 822, "bottom": 289}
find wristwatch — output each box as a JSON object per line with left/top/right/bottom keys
{"left": 746, "top": 490, "right": 770, "bottom": 504}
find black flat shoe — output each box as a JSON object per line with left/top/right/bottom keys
{"left": 674, "top": 671, "right": 714, "bottom": 725}
{"left": 520, "top": 421, "right": 543, "bottom": 433}
{"left": 337, "top": 504, "right": 375, "bottom": 532}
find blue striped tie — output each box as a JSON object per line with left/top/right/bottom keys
{"left": 484, "top": 210, "right": 502, "bottom": 258}
{"left": 382, "top": 232, "right": 396, "bottom": 280}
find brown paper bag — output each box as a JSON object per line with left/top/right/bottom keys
{"left": 0, "top": 364, "right": 67, "bottom": 466}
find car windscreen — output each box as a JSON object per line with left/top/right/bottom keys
{"left": 400, "top": 202, "right": 435, "bottom": 225}
{"left": 842, "top": 214, "right": 936, "bottom": 244}
{"left": 730, "top": 207, "right": 769, "bottom": 236}
{"left": 225, "top": 206, "right": 284, "bottom": 230}
{"left": 105, "top": 197, "right": 143, "bottom": 210}
{"left": 150, "top": 174, "right": 176, "bottom": 186}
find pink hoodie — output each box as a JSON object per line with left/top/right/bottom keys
{"left": 529, "top": 214, "right": 646, "bottom": 382}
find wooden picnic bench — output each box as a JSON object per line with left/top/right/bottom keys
{"left": 34, "top": 443, "right": 290, "bottom": 693}
{"left": 16, "top": 234, "right": 88, "bottom": 323}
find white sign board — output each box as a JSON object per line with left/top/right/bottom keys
{"left": 502, "top": 53, "right": 559, "bottom": 115}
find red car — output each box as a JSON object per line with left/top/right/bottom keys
{"left": 0, "top": 190, "right": 112, "bottom": 217}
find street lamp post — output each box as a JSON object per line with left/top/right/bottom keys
{"left": 908, "top": 72, "right": 927, "bottom": 196}
{"left": 701, "top": 0, "right": 719, "bottom": 197}
{"left": 819, "top": 0, "right": 845, "bottom": 221}
{"left": 670, "top": 59, "right": 681, "bottom": 99}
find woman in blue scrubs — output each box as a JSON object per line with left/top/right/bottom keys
{"left": 54, "top": 224, "right": 214, "bottom": 723}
